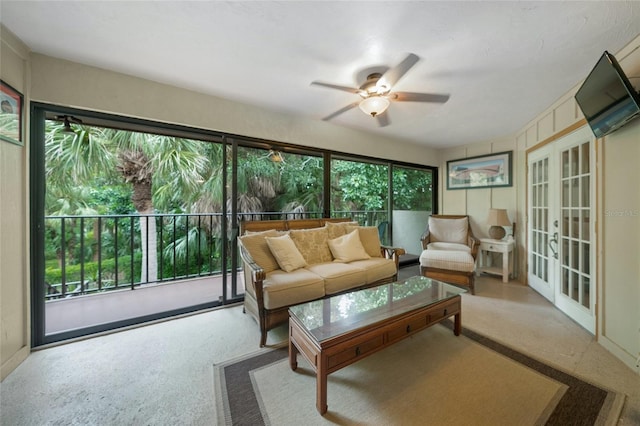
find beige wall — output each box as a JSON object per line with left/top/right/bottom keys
{"left": 0, "top": 26, "right": 30, "bottom": 380}
{"left": 438, "top": 34, "right": 640, "bottom": 372}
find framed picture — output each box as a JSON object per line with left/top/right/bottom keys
{"left": 0, "top": 80, "right": 23, "bottom": 146}
{"left": 447, "top": 151, "right": 512, "bottom": 190}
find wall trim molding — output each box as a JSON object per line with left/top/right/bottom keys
{"left": 525, "top": 119, "right": 588, "bottom": 154}
{"left": 1, "top": 345, "right": 29, "bottom": 381}
{"left": 598, "top": 336, "right": 639, "bottom": 374}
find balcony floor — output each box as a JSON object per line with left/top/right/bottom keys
{"left": 45, "top": 274, "right": 244, "bottom": 335}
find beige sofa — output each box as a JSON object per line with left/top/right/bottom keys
{"left": 238, "top": 218, "right": 405, "bottom": 346}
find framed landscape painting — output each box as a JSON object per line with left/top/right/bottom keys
{"left": 447, "top": 151, "right": 512, "bottom": 190}
{"left": 0, "top": 80, "right": 23, "bottom": 146}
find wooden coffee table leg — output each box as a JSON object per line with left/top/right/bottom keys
{"left": 289, "top": 326, "right": 298, "bottom": 371}
{"left": 454, "top": 311, "right": 461, "bottom": 336}
{"left": 317, "top": 357, "right": 328, "bottom": 415}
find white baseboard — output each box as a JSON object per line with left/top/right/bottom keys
{"left": 598, "top": 336, "right": 640, "bottom": 374}
{"left": 1, "top": 345, "right": 29, "bottom": 381}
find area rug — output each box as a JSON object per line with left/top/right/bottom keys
{"left": 214, "top": 323, "right": 625, "bottom": 426}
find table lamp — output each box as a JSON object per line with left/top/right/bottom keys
{"left": 487, "top": 208, "right": 511, "bottom": 240}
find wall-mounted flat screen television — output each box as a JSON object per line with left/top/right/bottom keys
{"left": 575, "top": 51, "right": 640, "bottom": 138}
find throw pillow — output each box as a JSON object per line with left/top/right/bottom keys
{"left": 328, "top": 230, "right": 371, "bottom": 263}
{"left": 289, "top": 227, "right": 332, "bottom": 264}
{"left": 265, "top": 234, "right": 308, "bottom": 272}
{"left": 325, "top": 221, "right": 359, "bottom": 239}
{"left": 346, "top": 225, "right": 383, "bottom": 258}
{"left": 238, "top": 229, "right": 282, "bottom": 273}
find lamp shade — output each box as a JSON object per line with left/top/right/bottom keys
{"left": 487, "top": 209, "right": 511, "bottom": 226}
{"left": 359, "top": 96, "right": 390, "bottom": 117}
{"left": 487, "top": 208, "right": 511, "bottom": 239}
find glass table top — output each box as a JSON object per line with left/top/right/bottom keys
{"left": 289, "top": 275, "right": 466, "bottom": 343}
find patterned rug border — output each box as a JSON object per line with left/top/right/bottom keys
{"left": 214, "top": 323, "right": 625, "bottom": 425}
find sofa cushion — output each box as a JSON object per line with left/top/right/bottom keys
{"left": 262, "top": 269, "right": 325, "bottom": 309}
{"left": 419, "top": 250, "right": 475, "bottom": 272}
{"left": 306, "top": 263, "right": 367, "bottom": 295}
{"left": 348, "top": 258, "right": 397, "bottom": 283}
{"left": 347, "top": 225, "right": 383, "bottom": 258}
{"left": 239, "top": 229, "right": 283, "bottom": 273}
{"left": 289, "top": 227, "right": 333, "bottom": 265}
{"left": 427, "top": 242, "right": 471, "bottom": 253}
{"left": 429, "top": 217, "right": 468, "bottom": 244}
{"left": 360, "top": 226, "right": 384, "bottom": 258}
{"left": 325, "top": 221, "right": 359, "bottom": 239}
{"left": 265, "top": 234, "right": 307, "bottom": 272}
{"left": 328, "top": 230, "right": 370, "bottom": 263}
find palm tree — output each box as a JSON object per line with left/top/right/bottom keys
{"left": 44, "top": 122, "right": 329, "bottom": 287}
{"left": 45, "top": 122, "right": 208, "bottom": 284}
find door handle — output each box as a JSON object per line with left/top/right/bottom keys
{"left": 548, "top": 232, "right": 558, "bottom": 259}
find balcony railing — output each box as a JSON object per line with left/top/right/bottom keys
{"left": 44, "top": 210, "right": 388, "bottom": 300}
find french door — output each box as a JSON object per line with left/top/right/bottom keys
{"left": 527, "top": 126, "right": 596, "bottom": 333}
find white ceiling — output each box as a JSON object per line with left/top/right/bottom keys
{"left": 2, "top": 1, "right": 640, "bottom": 148}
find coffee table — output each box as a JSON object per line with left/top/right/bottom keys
{"left": 288, "top": 275, "right": 466, "bottom": 415}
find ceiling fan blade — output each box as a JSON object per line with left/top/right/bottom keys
{"left": 378, "top": 53, "right": 420, "bottom": 89}
{"left": 376, "top": 112, "right": 390, "bottom": 127}
{"left": 311, "top": 81, "right": 360, "bottom": 94}
{"left": 322, "top": 102, "right": 360, "bottom": 121}
{"left": 391, "top": 92, "right": 450, "bottom": 103}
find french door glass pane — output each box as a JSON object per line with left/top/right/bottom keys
{"left": 530, "top": 156, "right": 550, "bottom": 281}
{"left": 559, "top": 141, "right": 591, "bottom": 307}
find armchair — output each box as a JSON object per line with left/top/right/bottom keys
{"left": 419, "top": 215, "right": 479, "bottom": 294}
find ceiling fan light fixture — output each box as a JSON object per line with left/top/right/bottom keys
{"left": 359, "top": 96, "right": 390, "bottom": 117}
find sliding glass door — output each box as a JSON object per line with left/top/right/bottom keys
{"left": 31, "top": 103, "right": 437, "bottom": 346}
{"left": 35, "top": 111, "right": 227, "bottom": 342}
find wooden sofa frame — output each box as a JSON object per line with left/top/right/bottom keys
{"left": 239, "top": 218, "right": 405, "bottom": 346}
{"left": 419, "top": 214, "right": 479, "bottom": 294}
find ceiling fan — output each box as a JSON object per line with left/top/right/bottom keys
{"left": 311, "top": 53, "right": 449, "bottom": 127}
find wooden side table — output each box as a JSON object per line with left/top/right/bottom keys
{"left": 478, "top": 238, "right": 515, "bottom": 283}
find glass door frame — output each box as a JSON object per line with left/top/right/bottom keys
{"left": 526, "top": 125, "right": 596, "bottom": 333}
{"left": 30, "top": 103, "right": 232, "bottom": 346}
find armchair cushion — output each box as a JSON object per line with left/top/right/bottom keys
{"left": 427, "top": 242, "right": 471, "bottom": 253}
{"left": 420, "top": 250, "right": 475, "bottom": 273}
{"left": 428, "top": 217, "right": 468, "bottom": 244}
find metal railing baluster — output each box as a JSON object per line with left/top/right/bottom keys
{"left": 130, "top": 215, "right": 135, "bottom": 289}
{"left": 114, "top": 217, "right": 119, "bottom": 289}
{"left": 43, "top": 210, "right": 387, "bottom": 301}
{"left": 80, "top": 217, "right": 85, "bottom": 294}
{"left": 61, "top": 218, "right": 67, "bottom": 297}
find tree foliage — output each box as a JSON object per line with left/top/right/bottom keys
{"left": 43, "top": 119, "right": 434, "bottom": 291}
